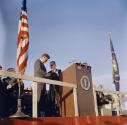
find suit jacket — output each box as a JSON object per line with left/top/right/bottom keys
{"left": 34, "top": 59, "right": 48, "bottom": 103}
{"left": 48, "top": 69, "right": 61, "bottom": 81}
{"left": 34, "top": 59, "right": 47, "bottom": 78}
{"left": 48, "top": 69, "right": 62, "bottom": 96}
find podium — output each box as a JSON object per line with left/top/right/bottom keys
{"left": 61, "top": 63, "right": 97, "bottom": 116}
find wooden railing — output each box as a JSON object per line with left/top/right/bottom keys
{"left": 0, "top": 70, "right": 78, "bottom": 118}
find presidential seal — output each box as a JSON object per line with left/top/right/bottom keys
{"left": 80, "top": 76, "right": 91, "bottom": 91}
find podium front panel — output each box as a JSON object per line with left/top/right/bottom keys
{"left": 61, "top": 63, "right": 96, "bottom": 116}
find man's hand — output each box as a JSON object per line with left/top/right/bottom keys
{"left": 44, "top": 73, "right": 51, "bottom": 78}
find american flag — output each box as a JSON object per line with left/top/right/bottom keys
{"left": 17, "top": 0, "right": 29, "bottom": 74}
{"left": 109, "top": 33, "right": 120, "bottom": 85}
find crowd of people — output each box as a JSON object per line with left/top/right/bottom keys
{"left": 95, "top": 84, "right": 124, "bottom": 116}
{"left": 0, "top": 53, "right": 62, "bottom": 118}
{"left": 0, "top": 66, "right": 24, "bottom": 117}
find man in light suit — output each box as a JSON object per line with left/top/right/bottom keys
{"left": 34, "top": 53, "right": 50, "bottom": 116}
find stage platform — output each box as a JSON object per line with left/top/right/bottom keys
{"left": 0, "top": 116, "right": 127, "bottom": 125}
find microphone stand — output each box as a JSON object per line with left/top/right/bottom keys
{"left": 10, "top": 79, "right": 29, "bottom": 118}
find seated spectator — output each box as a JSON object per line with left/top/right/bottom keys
{"left": 3, "top": 68, "right": 24, "bottom": 116}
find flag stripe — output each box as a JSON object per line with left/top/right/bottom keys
{"left": 17, "top": 31, "right": 29, "bottom": 46}
{"left": 21, "top": 23, "right": 28, "bottom": 27}
{"left": 17, "top": 42, "right": 29, "bottom": 65}
{"left": 18, "top": 57, "right": 28, "bottom": 72}
{"left": 21, "top": 27, "right": 29, "bottom": 32}
{"left": 18, "top": 52, "right": 28, "bottom": 66}
{"left": 22, "top": 15, "right": 27, "bottom": 19}
{"left": 21, "top": 18, "right": 28, "bottom": 24}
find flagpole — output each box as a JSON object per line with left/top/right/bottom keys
{"left": 10, "top": 0, "right": 29, "bottom": 118}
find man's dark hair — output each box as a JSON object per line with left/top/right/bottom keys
{"left": 42, "top": 53, "right": 50, "bottom": 59}
{"left": 50, "top": 61, "right": 56, "bottom": 65}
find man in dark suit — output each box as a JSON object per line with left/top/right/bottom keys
{"left": 34, "top": 53, "right": 50, "bottom": 116}
{"left": 49, "top": 61, "right": 62, "bottom": 92}
{"left": 47, "top": 61, "right": 62, "bottom": 116}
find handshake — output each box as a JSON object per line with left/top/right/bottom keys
{"left": 44, "top": 72, "right": 58, "bottom": 80}
{"left": 44, "top": 73, "right": 52, "bottom": 78}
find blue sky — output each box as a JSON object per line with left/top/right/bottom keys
{"left": 0, "top": 0, "right": 127, "bottom": 91}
